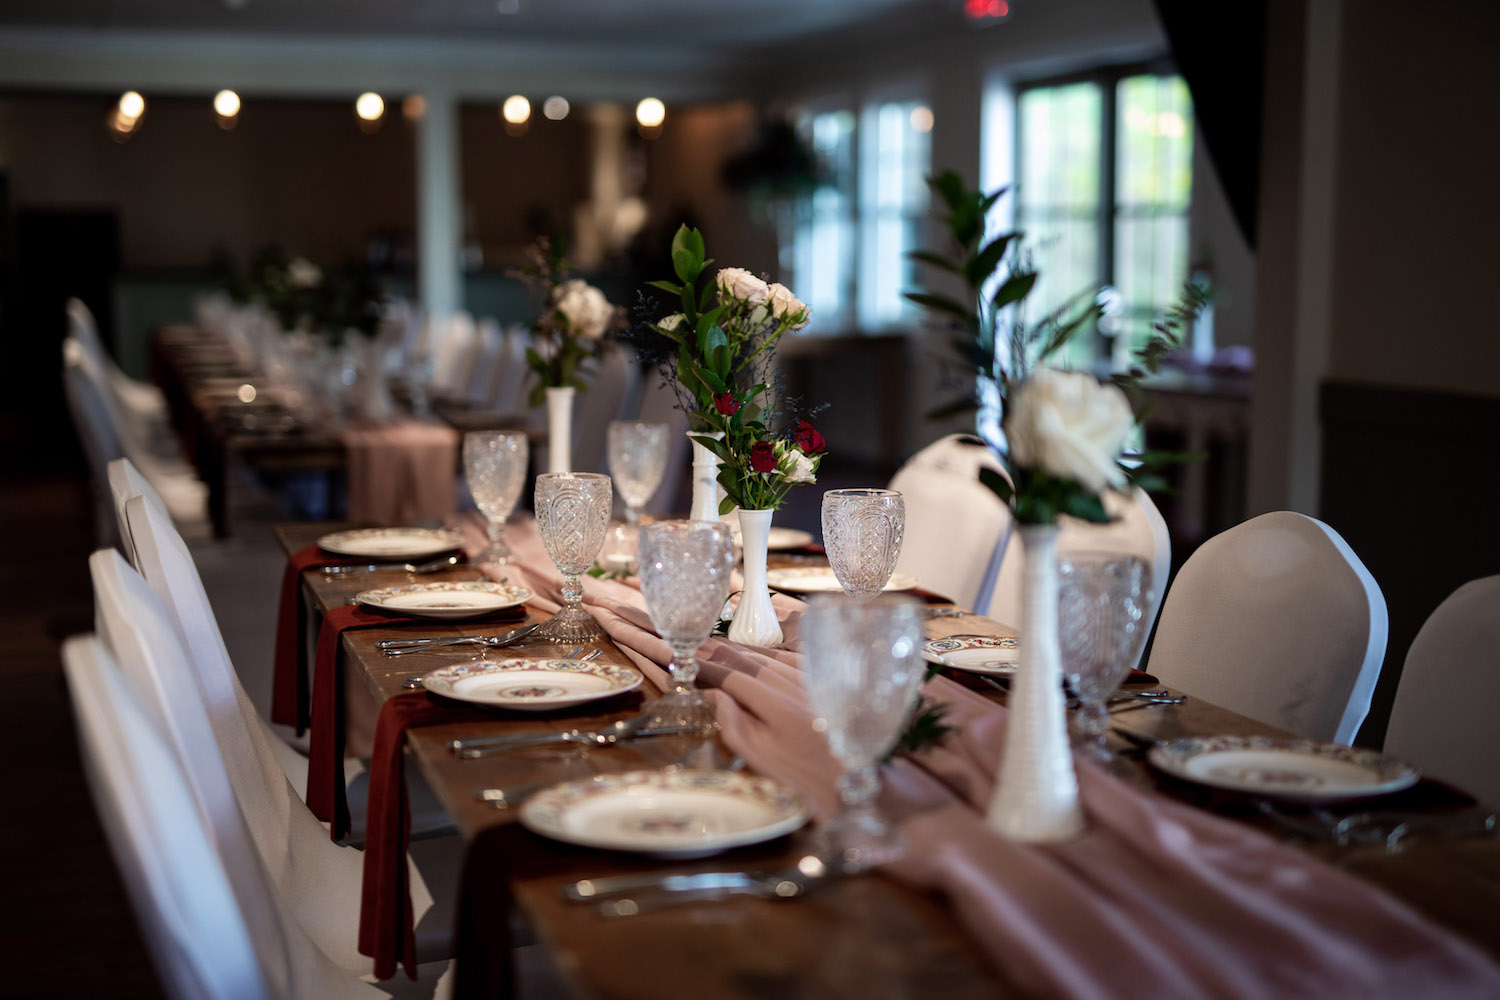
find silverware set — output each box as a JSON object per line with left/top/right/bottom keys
{"left": 1256, "top": 800, "right": 1498, "bottom": 851}
{"left": 562, "top": 854, "right": 841, "bottom": 917}
{"left": 378, "top": 622, "right": 543, "bottom": 655}
{"left": 322, "top": 554, "right": 464, "bottom": 577}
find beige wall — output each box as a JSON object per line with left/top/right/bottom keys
{"left": 1323, "top": 0, "right": 1500, "bottom": 397}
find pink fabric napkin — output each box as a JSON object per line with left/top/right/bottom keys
{"left": 343, "top": 419, "right": 459, "bottom": 525}
{"left": 452, "top": 515, "right": 1500, "bottom": 1000}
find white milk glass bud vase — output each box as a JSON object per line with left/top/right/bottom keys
{"left": 688, "top": 431, "right": 725, "bottom": 522}
{"left": 545, "top": 386, "right": 575, "bottom": 474}
{"left": 986, "top": 523, "right": 1087, "bottom": 842}
{"left": 728, "top": 508, "right": 783, "bottom": 647}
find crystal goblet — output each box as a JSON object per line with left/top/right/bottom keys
{"left": 637, "top": 520, "right": 736, "bottom": 733}
{"left": 1058, "top": 552, "right": 1153, "bottom": 764}
{"left": 533, "top": 472, "right": 612, "bottom": 641}
{"left": 821, "top": 489, "right": 906, "bottom": 597}
{"left": 601, "top": 420, "right": 671, "bottom": 573}
{"left": 463, "top": 431, "right": 529, "bottom": 565}
{"left": 801, "top": 594, "right": 925, "bottom": 869}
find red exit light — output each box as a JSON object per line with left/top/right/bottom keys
{"left": 965, "top": 0, "right": 1009, "bottom": 18}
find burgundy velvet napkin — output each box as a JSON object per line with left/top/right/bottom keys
{"left": 305, "top": 603, "right": 527, "bottom": 839}
{"left": 272, "top": 545, "right": 365, "bottom": 733}
{"left": 358, "top": 692, "right": 497, "bottom": 981}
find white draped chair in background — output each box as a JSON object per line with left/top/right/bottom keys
{"left": 1146, "top": 511, "right": 1387, "bottom": 744}
{"left": 889, "top": 434, "right": 1011, "bottom": 613}
{"left": 89, "top": 548, "right": 460, "bottom": 979}
{"left": 429, "top": 312, "right": 479, "bottom": 402}
{"left": 634, "top": 377, "right": 690, "bottom": 516}
{"left": 1384, "top": 575, "right": 1500, "bottom": 807}
{"left": 62, "top": 635, "right": 458, "bottom": 1000}
{"left": 66, "top": 297, "right": 175, "bottom": 453}
{"left": 464, "top": 318, "right": 505, "bottom": 407}
{"left": 568, "top": 344, "right": 638, "bottom": 475}
{"left": 485, "top": 325, "right": 532, "bottom": 413}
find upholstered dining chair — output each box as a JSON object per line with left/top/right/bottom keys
{"left": 62, "top": 635, "right": 455, "bottom": 1000}
{"left": 66, "top": 297, "right": 175, "bottom": 453}
{"left": 89, "top": 547, "right": 459, "bottom": 977}
{"left": 485, "top": 324, "right": 532, "bottom": 413}
{"left": 430, "top": 311, "right": 479, "bottom": 402}
{"left": 888, "top": 434, "right": 1012, "bottom": 612}
{"left": 465, "top": 317, "right": 505, "bottom": 406}
{"left": 1146, "top": 511, "right": 1388, "bottom": 744}
{"left": 570, "top": 344, "right": 639, "bottom": 475}
{"left": 1384, "top": 575, "right": 1500, "bottom": 807}
{"left": 985, "top": 487, "right": 1172, "bottom": 677}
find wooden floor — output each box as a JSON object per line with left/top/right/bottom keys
{"left": 0, "top": 451, "right": 163, "bottom": 995}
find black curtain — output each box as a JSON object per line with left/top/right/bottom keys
{"left": 1153, "top": 0, "right": 1266, "bottom": 249}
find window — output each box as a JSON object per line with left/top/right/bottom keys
{"left": 791, "top": 89, "right": 930, "bottom": 332}
{"left": 792, "top": 108, "right": 857, "bottom": 330}
{"left": 1007, "top": 66, "right": 1193, "bottom": 369}
{"left": 857, "top": 96, "right": 931, "bottom": 327}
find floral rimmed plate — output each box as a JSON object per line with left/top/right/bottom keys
{"left": 1147, "top": 735, "right": 1421, "bottom": 800}
{"left": 318, "top": 527, "right": 465, "bottom": 559}
{"left": 921, "top": 635, "right": 1020, "bottom": 676}
{"left": 766, "top": 527, "right": 816, "bottom": 551}
{"left": 520, "top": 769, "right": 808, "bottom": 858}
{"left": 356, "top": 581, "right": 532, "bottom": 619}
{"left": 764, "top": 566, "right": 919, "bottom": 594}
{"left": 420, "top": 658, "right": 643, "bottom": 711}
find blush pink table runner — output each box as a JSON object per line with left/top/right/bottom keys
{"left": 438, "top": 515, "right": 1500, "bottom": 999}
{"left": 343, "top": 419, "right": 458, "bottom": 525}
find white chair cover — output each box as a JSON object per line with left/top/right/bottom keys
{"left": 90, "top": 547, "right": 457, "bottom": 977}
{"left": 465, "top": 318, "right": 505, "bottom": 406}
{"left": 570, "top": 344, "right": 638, "bottom": 475}
{"left": 488, "top": 324, "right": 532, "bottom": 413}
{"left": 632, "top": 376, "right": 690, "bottom": 516}
{"left": 67, "top": 297, "right": 170, "bottom": 428}
{"left": 63, "top": 634, "right": 450, "bottom": 999}
{"left": 987, "top": 486, "right": 1171, "bottom": 674}
{"left": 430, "top": 312, "right": 479, "bottom": 401}
{"left": 1385, "top": 575, "right": 1500, "bottom": 807}
{"left": 889, "top": 434, "right": 1012, "bottom": 612}
{"left": 1146, "top": 511, "right": 1388, "bottom": 744}
{"left": 63, "top": 635, "right": 271, "bottom": 1000}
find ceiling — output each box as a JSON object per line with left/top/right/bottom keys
{"left": 0, "top": 0, "right": 937, "bottom": 49}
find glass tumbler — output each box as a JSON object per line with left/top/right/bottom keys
{"left": 821, "top": 489, "right": 906, "bottom": 597}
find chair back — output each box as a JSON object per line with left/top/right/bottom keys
{"left": 107, "top": 457, "right": 168, "bottom": 565}
{"left": 430, "top": 311, "right": 478, "bottom": 400}
{"left": 987, "top": 486, "right": 1171, "bottom": 675}
{"left": 64, "top": 338, "right": 127, "bottom": 545}
{"left": 62, "top": 635, "right": 271, "bottom": 1000}
{"left": 466, "top": 317, "right": 505, "bottom": 406}
{"left": 889, "top": 435, "right": 1012, "bottom": 612}
{"left": 1385, "top": 575, "right": 1500, "bottom": 807}
{"left": 1147, "top": 511, "right": 1388, "bottom": 743}
{"left": 487, "top": 324, "right": 532, "bottom": 413}
{"left": 571, "top": 344, "right": 638, "bottom": 475}
{"left": 633, "top": 377, "right": 690, "bottom": 515}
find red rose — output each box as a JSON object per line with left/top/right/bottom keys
{"left": 714, "top": 392, "right": 741, "bottom": 416}
{"left": 749, "top": 441, "right": 776, "bottom": 473}
{"left": 793, "top": 420, "right": 825, "bottom": 455}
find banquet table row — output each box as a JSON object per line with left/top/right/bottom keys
{"left": 277, "top": 519, "right": 1500, "bottom": 1000}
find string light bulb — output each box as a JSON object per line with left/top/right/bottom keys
{"left": 118, "top": 91, "right": 145, "bottom": 121}
{"left": 214, "top": 90, "right": 241, "bottom": 118}
{"left": 502, "top": 95, "right": 531, "bottom": 125}
{"left": 542, "top": 96, "right": 569, "bottom": 121}
{"left": 355, "top": 92, "right": 385, "bottom": 122}
{"left": 635, "top": 97, "right": 665, "bottom": 129}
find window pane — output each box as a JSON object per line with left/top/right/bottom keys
{"left": 858, "top": 99, "right": 931, "bottom": 327}
{"left": 1016, "top": 82, "right": 1102, "bottom": 368}
{"left": 793, "top": 109, "right": 856, "bottom": 330}
{"left": 1112, "top": 74, "right": 1193, "bottom": 365}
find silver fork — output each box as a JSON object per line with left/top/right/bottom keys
{"left": 577, "top": 854, "right": 842, "bottom": 917}
{"left": 323, "top": 554, "right": 463, "bottom": 577}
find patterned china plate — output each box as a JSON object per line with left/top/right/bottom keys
{"left": 355, "top": 581, "right": 532, "bottom": 619}
{"left": 1147, "top": 735, "right": 1421, "bottom": 800}
{"left": 420, "top": 658, "right": 643, "bottom": 711}
{"left": 520, "top": 769, "right": 809, "bottom": 857}
{"left": 766, "top": 527, "right": 816, "bottom": 551}
{"left": 764, "top": 566, "right": 919, "bottom": 594}
{"left": 318, "top": 527, "right": 465, "bottom": 559}
{"left": 921, "top": 635, "right": 1020, "bottom": 676}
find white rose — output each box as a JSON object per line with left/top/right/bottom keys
{"left": 553, "top": 279, "right": 613, "bottom": 339}
{"left": 287, "top": 257, "right": 322, "bottom": 290}
{"left": 1005, "top": 368, "right": 1133, "bottom": 493}
{"left": 716, "top": 267, "right": 769, "bottom": 306}
{"left": 657, "top": 313, "right": 685, "bottom": 332}
{"left": 765, "top": 282, "right": 810, "bottom": 328}
{"left": 779, "top": 446, "right": 818, "bottom": 485}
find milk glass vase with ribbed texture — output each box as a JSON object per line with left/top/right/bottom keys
{"left": 532, "top": 472, "right": 612, "bottom": 641}
{"left": 728, "top": 508, "right": 782, "bottom": 648}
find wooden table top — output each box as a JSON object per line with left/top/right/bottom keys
{"left": 276, "top": 522, "right": 1500, "bottom": 997}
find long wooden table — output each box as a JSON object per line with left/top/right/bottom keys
{"left": 277, "top": 523, "right": 1500, "bottom": 998}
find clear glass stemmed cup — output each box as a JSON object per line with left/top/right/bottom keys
{"left": 462, "top": 431, "right": 529, "bottom": 565}
{"left": 533, "top": 472, "right": 612, "bottom": 641}
{"left": 821, "top": 489, "right": 906, "bottom": 597}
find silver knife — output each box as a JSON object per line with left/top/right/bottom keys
{"left": 565, "top": 871, "right": 757, "bottom": 901}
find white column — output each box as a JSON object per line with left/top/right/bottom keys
{"left": 416, "top": 89, "right": 462, "bottom": 323}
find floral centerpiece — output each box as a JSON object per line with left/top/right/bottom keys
{"left": 512, "top": 238, "right": 622, "bottom": 471}
{"left": 643, "top": 225, "right": 826, "bottom": 646}
{"left": 908, "top": 170, "right": 1206, "bottom": 842}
